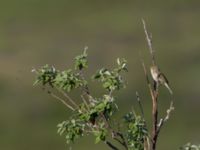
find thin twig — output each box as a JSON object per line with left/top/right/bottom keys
{"left": 111, "top": 131, "right": 128, "bottom": 150}
{"left": 144, "top": 137, "right": 151, "bottom": 150}
{"left": 115, "top": 132, "right": 129, "bottom": 150}
{"left": 113, "top": 136, "right": 124, "bottom": 146}
{"left": 136, "top": 91, "right": 145, "bottom": 118}
{"left": 88, "top": 115, "right": 121, "bottom": 150}
{"left": 89, "top": 117, "right": 120, "bottom": 150}
{"left": 79, "top": 69, "right": 97, "bottom": 104}
{"left": 47, "top": 90, "right": 75, "bottom": 111}
{"left": 135, "top": 91, "right": 152, "bottom": 149}
{"left": 100, "top": 112, "right": 128, "bottom": 150}
{"left": 79, "top": 69, "right": 90, "bottom": 95}
{"left": 81, "top": 95, "right": 90, "bottom": 110}
{"left": 141, "top": 60, "right": 154, "bottom": 99}
{"left": 104, "top": 141, "right": 119, "bottom": 150}
{"left": 156, "top": 101, "right": 174, "bottom": 135}
{"left": 56, "top": 87, "right": 79, "bottom": 109}
{"left": 142, "top": 19, "right": 156, "bottom": 65}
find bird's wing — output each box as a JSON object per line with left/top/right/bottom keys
{"left": 158, "top": 73, "right": 169, "bottom": 84}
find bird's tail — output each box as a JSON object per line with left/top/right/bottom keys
{"left": 164, "top": 83, "right": 173, "bottom": 95}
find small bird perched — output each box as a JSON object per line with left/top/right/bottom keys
{"left": 150, "top": 65, "right": 173, "bottom": 95}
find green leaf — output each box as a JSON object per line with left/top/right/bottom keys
{"left": 74, "top": 48, "right": 88, "bottom": 70}
{"left": 94, "top": 128, "right": 107, "bottom": 144}
{"left": 92, "top": 58, "right": 127, "bottom": 92}
{"left": 32, "top": 64, "right": 58, "bottom": 87}
{"left": 124, "top": 112, "right": 148, "bottom": 150}
{"left": 180, "top": 143, "right": 200, "bottom": 150}
{"left": 57, "top": 119, "right": 85, "bottom": 144}
{"left": 95, "top": 136, "right": 101, "bottom": 144}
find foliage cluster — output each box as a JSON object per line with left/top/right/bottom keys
{"left": 180, "top": 143, "right": 200, "bottom": 150}
{"left": 33, "top": 50, "right": 148, "bottom": 150}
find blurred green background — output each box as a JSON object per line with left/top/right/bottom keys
{"left": 0, "top": 0, "right": 200, "bottom": 150}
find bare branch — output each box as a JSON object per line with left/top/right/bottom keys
{"left": 79, "top": 69, "right": 91, "bottom": 95}
{"left": 157, "top": 101, "right": 174, "bottom": 134}
{"left": 47, "top": 90, "right": 75, "bottom": 111}
{"left": 56, "top": 87, "right": 79, "bottom": 109}
{"left": 141, "top": 60, "right": 154, "bottom": 100}
{"left": 79, "top": 69, "right": 97, "bottom": 104}
{"left": 112, "top": 132, "right": 128, "bottom": 150}
{"left": 104, "top": 141, "right": 119, "bottom": 150}
{"left": 144, "top": 137, "right": 151, "bottom": 150}
{"left": 81, "top": 95, "right": 90, "bottom": 110}
{"left": 117, "top": 133, "right": 128, "bottom": 150}
{"left": 141, "top": 59, "right": 158, "bottom": 150}
{"left": 99, "top": 112, "right": 128, "bottom": 150}
{"left": 136, "top": 91, "right": 145, "bottom": 118}
{"left": 113, "top": 136, "right": 126, "bottom": 149}
{"left": 164, "top": 101, "right": 174, "bottom": 122}
{"left": 142, "top": 19, "right": 156, "bottom": 65}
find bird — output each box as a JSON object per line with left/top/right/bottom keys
{"left": 150, "top": 65, "right": 173, "bottom": 95}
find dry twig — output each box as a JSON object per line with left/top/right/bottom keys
{"left": 157, "top": 101, "right": 174, "bottom": 135}
{"left": 142, "top": 19, "right": 174, "bottom": 150}
{"left": 142, "top": 19, "right": 156, "bottom": 65}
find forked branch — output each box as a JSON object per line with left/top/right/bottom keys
{"left": 157, "top": 101, "right": 174, "bottom": 135}
{"left": 142, "top": 19, "right": 174, "bottom": 150}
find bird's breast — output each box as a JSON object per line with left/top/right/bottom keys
{"left": 150, "top": 69, "right": 159, "bottom": 82}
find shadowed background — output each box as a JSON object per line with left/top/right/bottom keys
{"left": 0, "top": 0, "right": 200, "bottom": 150}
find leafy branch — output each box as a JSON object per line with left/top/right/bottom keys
{"left": 33, "top": 49, "right": 148, "bottom": 150}
{"left": 32, "top": 20, "right": 179, "bottom": 150}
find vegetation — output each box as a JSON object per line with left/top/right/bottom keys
{"left": 32, "top": 21, "right": 198, "bottom": 150}
{"left": 180, "top": 143, "right": 200, "bottom": 150}
{"left": 33, "top": 48, "right": 148, "bottom": 150}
